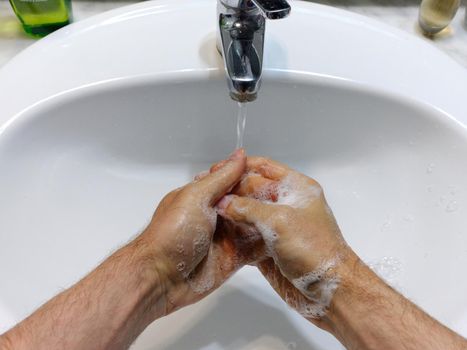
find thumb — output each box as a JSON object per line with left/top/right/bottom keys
{"left": 196, "top": 148, "right": 247, "bottom": 204}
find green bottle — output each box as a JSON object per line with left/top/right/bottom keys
{"left": 9, "top": 0, "right": 73, "bottom": 38}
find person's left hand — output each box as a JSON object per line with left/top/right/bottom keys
{"left": 137, "top": 148, "right": 264, "bottom": 317}
{"left": 208, "top": 156, "right": 351, "bottom": 325}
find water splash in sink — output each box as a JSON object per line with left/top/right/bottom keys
{"left": 236, "top": 102, "right": 247, "bottom": 149}
{"left": 367, "top": 256, "right": 402, "bottom": 288}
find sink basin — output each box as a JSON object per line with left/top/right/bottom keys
{"left": 1, "top": 1, "right": 467, "bottom": 348}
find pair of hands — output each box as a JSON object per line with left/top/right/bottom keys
{"left": 139, "top": 149, "right": 352, "bottom": 322}
{"left": 5, "top": 150, "right": 464, "bottom": 350}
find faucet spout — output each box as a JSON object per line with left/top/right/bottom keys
{"left": 217, "top": 0, "right": 290, "bottom": 103}
{"left": 219, "top": 13, "right": 265, "bottom": 102}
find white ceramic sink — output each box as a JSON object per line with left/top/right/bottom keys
{"left": 1, "top": 1, "right": 467, "bottom": 349}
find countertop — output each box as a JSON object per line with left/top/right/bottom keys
{"left": 0, "top": 0, "right": 466, "bottom": 69}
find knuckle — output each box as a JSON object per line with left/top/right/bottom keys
{"left": 184, "top": 182, "right": 200, "bottom": 195}
{"left": 161, "top": 187, "right": 181, "bottom": 203}
{"left": 256, "top": 156, "right": 272, "bottom": 163}
{"left": 259, "top": 158, "right": 275, "bottom": 169}
{"left": 227, "top": 197, "right": 249, "bottom": 219}
{"left": 273, "top": 207, "right": 295, "bottom": 227}
{"left": 248, "top": 156, "right": 269, "bottom": 167}
{"left": 309, "top": 178, "right": 322, "bottom": 189}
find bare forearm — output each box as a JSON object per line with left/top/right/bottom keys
{"left": 324, "top": 253, "right": 467, "bottom": 350}
{"left": 1, "top": 237, "right": 166, "bottom": 350}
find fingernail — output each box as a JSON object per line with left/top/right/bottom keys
{"left": 228, "top": 148, "right": 245, "bottom": 161}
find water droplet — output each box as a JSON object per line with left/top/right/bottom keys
{"left": 427, "top": 185, "right": 434, "bottom": 192}
{"left": 449, "top": 186, "right": 457, "bottom": 196}
{"left": 287, "top": 342, "right": 297, "bottom": 350}
{"left": 403, "top": 214, "right": 414, "bottom": 223}
{"left": 176, "top": 262, "right": 186, "bottom": 271}
{"left": 176, "top": 242, "right": 185, "bottom": 254}
{"left": 380, "top": 220, "right": 391, "bottom": 232}
{"left": 446, "top": 200, "right": 459, "bottom": 213}
{"left": 352, "top": 191, "right": 360, "bottom": 199}
{"left": 426, "top": 163, "right": 435, "bottom": 174}
{"left": 436, "top": 196, "right": 446, "bottom": 206}
{"left": 367, "top": 256, "right": 402, "bottom": 286}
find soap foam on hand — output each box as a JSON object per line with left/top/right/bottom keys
{"left": 173, "top": 223, "right": 211, "bottom": 281}
{"left": 246, "top": 172, "right": 322, "bottom": 209}
{"left": 291, "top": 259, "right": 341, "bottom": 319}
{"left": 187, "top": 253, "right": 216, "bottom": 295}
{"left": 273, "top": 174, "right": 322, "bottom": 209}
{"left": 200, "top": 199, "right": 218, "bottom": 230}
{"left": 240, "top": 172, "right": 323, "bottom": 258}
{"left": 243, "top": 173, "right": 341, "bottom": 319}
{"left": 215, "top": 162, "right": 342, "bottom": 318}
{"left": 170, "top": 198, "right": 219, "bottom": 294}
{"left": 260, "top": 256, "right": 340, "bottom": 319}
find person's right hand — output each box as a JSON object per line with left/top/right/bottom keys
{"left": 216, "top": 157, "right": 357, "bottom": 321}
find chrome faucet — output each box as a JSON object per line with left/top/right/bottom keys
{"left": 217, "top": 0, "right": 291, "bottom": 102}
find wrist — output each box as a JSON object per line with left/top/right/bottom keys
{"left": 319, "top": 252, "right": 393, "bottom": 347}
{"left": 121, "top": 237, "right": 173, "bottom": 320}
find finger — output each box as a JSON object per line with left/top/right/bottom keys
{"left": 233, "top": 174, "right": 279, "bottom": 201}
{"left": 194, "top": 157, "right": 229, "bottom": 181}
{"left": 186, "top": 247, "right": 223, "bottom": 297}
{"left": 216, "top": 194, "right": 277, "bottom": 226}
{"left": 257, "top": 259, "right": 307, "bottom": 310}
{"left": 195, "top": 148, "right": 247, "bottom": 204}
{"left": 246, "top": 157, "right": 290, "bottom": 180}
{"left": 257, "top": 258, "right": 286, "bottom": 289}
{"left": 215, "top": 217, "right": 266, "bottom": 265}
{"left": 257, "top": 258, "right": 294, "bottom": 300}
{"left": 248, "top": 157, "right": 319, "bottom": 189}
{"left": 187, "top": 238, "right": 242, "bottom": 298}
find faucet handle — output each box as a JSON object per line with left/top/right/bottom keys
{"left": 251, "top": 0, "right": 291, "bottom": 19}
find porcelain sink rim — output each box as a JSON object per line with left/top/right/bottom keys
{"left": 1, "top": 69, "right": 467, "bottom": 145}
{"left": 0, "top": 0, "right": 466, "bottom": 129}
{"left": 2, "top": 1, "right": 467, "bottom": 344}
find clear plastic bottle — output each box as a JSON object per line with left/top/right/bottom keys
{"left": 8, "top": 0, "right": 73, "bottom": 37}
{"left": 419, "top": 0, "right": 460, "bottom": 35}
